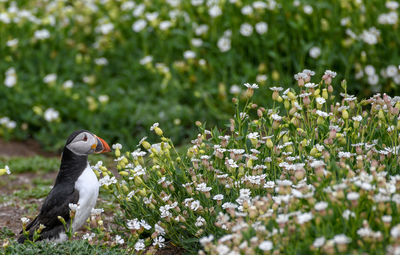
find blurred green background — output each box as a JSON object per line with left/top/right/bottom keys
{"left": 1, "top": 0, "right": 399, "bottom": 150}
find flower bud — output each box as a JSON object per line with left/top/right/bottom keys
{"left": 142, "top": 141, "right": 151, "bottom": 150}
{"left": 154, "top": 127, "right": 163, "bottom": 136}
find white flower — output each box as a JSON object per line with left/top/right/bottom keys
{"left": 303, "top": 5, "right": 313, "bottom": 14}
{"left": 43, "top": 73, "right": 57, "bottom": 84}
{"left": 159, "top": 20, "right": 172, "bottom": 30}
{"left": 4, "top": 67, "right": 17, "bottom": 87}
{"left": 184, "top": 50, "right": 196, "bottom": 59}
{"left": 135, "top": 239, "right": 145, "bottom": 251}
{"left": 145, "top": 12, "right": 159, "bottom": 22}
{"left": 352, "top": 115, "right": 362, "bottom": 122}
{"left": 386, "top": 65, "right": 398, "bottom": 77}
{"left": 258, "top": 240, "right": 273, "bottom": 251}
{"left": 241, "top": 5, "right": 253, "bottom": 15}
{"left": 195, "top": 24, "right": 209, "bottom": 36}
{"left": 333, "top": 234, "right": 351, "bottom": 244}
{"left": 69, "top": 203, "right": 80, "bottom": 212}
{"left": 112, "top": 143, "right": 122, "bottom": 150}
{"left": 99, "top": 175, "right": 117, "bottom": 186}
{"left": 127, "top": 219, "right": 141, "bottom": 230}
{"left": 44, "top": 108, "right": 59, "bottom": 122}
{"left": 132, "top": 19, "right": 147, "bottom": 32}
{"left": 200, "top": 235, "right": 214, "bottom": 246}
{"left": 217, "top": 37, "right": 231, "bottom": 52}
{"left": 209, "top": 5, "right": 222, "bottom": 17}
{"left": 115, "top": 235, "right": 124, "bottom": 245}
{"left": 140, "top": 55, "right": 153, "bottom": 65}
{"left": 83, "top": 233, "right": 95, "bottom": 241}
{"left": 196, "top": 183, "right": 212, "bottom": 192}
{"left": 91, "top": 208, "right": 104, "bottom": 216}
{"left": 297, "top": 212, "right": 313, "bottom": 224}
{"left": 150, "top": 122, "right": 159, "bottom": 131}
{"left": 4, "top": 165, "right": 11, "bottom": 175}
{"left": 347, "top": 192, "right": 360, "bottom": 201}
{"left": 342, "top": 209, "right": 355, "bottom": 220}
{"left": 191, "top": 0, "right": 204, "bottom": 6}
{"left": 244, "top": 83, "right": 259, "bottom": 89}
{"left": 21, "top": 217, "right": 30, "bottom": 224}
{"left": 386, "top": 1, "right": 399, "bottom": 10}
{"left": 195, "top": 216, "right": 206, "bottom": 227}
{"left": 309, "top": 47, "right": 321, "bottom": 58}
{"left": 34, "top": 29, "right": 50, "bottom": 40}
{"left": 315, "top": 97, "right": 326, "bottom": 105}
{"left": 98, "top": 95, "right": 109, "bottom": 103}
{"left": 360, "top": 27, "right": 380, "bottom": 45}
{"left": 95, "top": 58, "right": 108, "bottom": 66}
{"left": 383, "top": 215, "right": 392, "bottom": 223}
{"left": 230, "top": 85, "right": 241, "bottom": 94}
{"left": 314, "top": 201, "right": 328, "bottom": 211}
{"left": 98, "top": 23, "right": 114, "bottom": 34}
{"left": 62, "top": 80, "right": 74, "bottom": 89}
{"left": 247, "top": 132, "right": 259, "bottom": 140}
{"left": 153, "top": 236, "right": 166, "bottom": 248}
{"left": 240, "top": 23, "right": 253, "bottom": 37}
{"left": 256, "top": 74, "right": 267, "bottom": 83}
{"left": 6, "top": 38, "right": 18, "bottom": 47}
{"left": 313, "top": 237, "right": 325, "bottom": 248}
{"left": 316, "top": 110, "right": 329, "bottom": 118}
{"left": 368, "top": 74, "right": 379, "bottom": 86}
{"left": 213, "top": 194, "right": 224, "bottom": 201}
{"left": 255, "top": 22, "right": 268, "bottom": 34}
{"left": 191, "top": 38, "right": 203, "bottom": 47}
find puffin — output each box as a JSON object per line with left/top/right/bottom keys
{"left": 17, "top": 130, "right": 111, "bottom": 243}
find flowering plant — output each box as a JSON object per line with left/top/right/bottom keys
{"left": 96, "top": 70, "right": 400, "bottom": 254}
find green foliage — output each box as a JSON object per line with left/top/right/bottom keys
{"left": 2, "top": 240, "right": 125, "bottom": 255}
{"left": 0, "top": 156, "right": 59, "bottom": 173}
{"left": 1, "top": 1, "right": 399, "bottom": 150}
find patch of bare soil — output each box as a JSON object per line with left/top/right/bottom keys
{"left": 0, "top": 139, "right": 57, "bottom": 157}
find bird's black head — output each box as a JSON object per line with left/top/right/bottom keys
{"left": 65, "top": 130, "right": 111, "bottom": 156}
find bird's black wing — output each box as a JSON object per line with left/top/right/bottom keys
{"left": 17, "top": 184, "right": 79, "bottom": 243}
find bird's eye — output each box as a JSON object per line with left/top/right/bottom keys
{"left": 83, "top": 135, "right": 88, "bottom": 142}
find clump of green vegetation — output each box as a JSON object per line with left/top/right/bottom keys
{"left": 1, "top": 0, "right": 399, "bottom": 150}
{"left": 94, "top": 70, "right": 400, "bottom": 254}
{"left": 0, "top": 156, "right": 59, "bottom": 174}
{"left": 2, "top": 240, "right": 126, "bottom": 255}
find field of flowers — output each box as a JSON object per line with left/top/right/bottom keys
{"left": 1, "top": 0, "right": 400, "bottom": 150}
{"left": 58, "top": 70, "right": 399, "bottom": 254}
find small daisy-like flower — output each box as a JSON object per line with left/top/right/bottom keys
{"left": 315, "top": 97, "right": 326, "bottom": 105}
{"left": 112, "top": 143, "right": 122, "bottom": 150}
{"left": 21, "top": 217, "right": 30, "bottom": 225}
{"left": 269, "top": 86, "right": 284, "bottom": 91}
{"left": 244, "top": 83, "right": 259, "bottom": 89}
{"left": 83, "top": 232, "right": 96, "bottom": 241}
{"left": 150, "top": 122, "right": 159, "bottom": 131}
{"left": 91, "top": 208, "right": 104, "bottom": 216}
{"left": 213, "top": 194, "right": 224, "bottom": 201}
{"left": 69, "top": 203, "right": 80, "bottom": 212}
{"left": 258, "top": 240, "right": 273, "bottom": 251}
{"left": 153, "top": 236, "right": 166, "bottom": 248}
{"left": 115, "top": 235, "right": 124, "bottom": 245}
{"left": 313, "top": 237, "right": 325, "bottom": 248}
{"left": 347, "top": 192, "right": 360, "bottom": 201}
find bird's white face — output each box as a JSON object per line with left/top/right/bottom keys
{"left": 66, "top": 132, "right": 97, "bottom": 155}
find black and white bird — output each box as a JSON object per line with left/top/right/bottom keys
{"left": 17, "top": 130, "right": 110, "bottom": 243}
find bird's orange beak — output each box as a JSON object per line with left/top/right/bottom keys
{"left": 94, "top": 135, "right": 111, "bottom": 154}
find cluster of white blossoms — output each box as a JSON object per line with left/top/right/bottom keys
{"left": 95, "top": 69, "right": 400, "bottom": 253}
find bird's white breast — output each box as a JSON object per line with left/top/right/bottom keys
{"left": 72, "top": 163, "right": 99, "bottom": 232}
